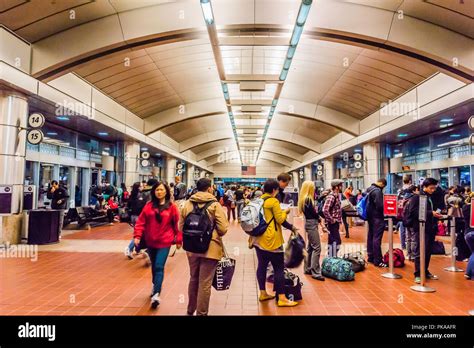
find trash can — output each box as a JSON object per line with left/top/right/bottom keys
{"left": 27, "top": 209, "right": 61, "bottom": 245}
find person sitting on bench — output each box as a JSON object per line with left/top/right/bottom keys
{"left": 93, "top": 196, "right": 115, "bottom": 224}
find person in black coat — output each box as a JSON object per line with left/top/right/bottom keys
{"left": 47, "top": 180, "right": 70, "bottom": 235}
{"left": 366, "top": 178, "right": 387, "bottom": 267}
{"left": 406, "top": 178, "right": 443, "bottom": 283}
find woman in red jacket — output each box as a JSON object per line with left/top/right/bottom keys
{"left": 134, "top": 181, "right": 182, "bottom": 309}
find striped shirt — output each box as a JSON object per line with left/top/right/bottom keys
{"left": 322, "top": 192, "right": 342, "bottom": 224}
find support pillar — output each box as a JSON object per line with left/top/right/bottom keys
{"left": 0, "top": 90, "right": 28, "bottom": 244}
{"left": 323, "top": 158, "right": 334, "bottom": 189}
{"left": 121, "top": 142, "right": 140, "bottom": 188}
{"left": 363, "top": 143, "right": 382, "bottom": 189}
{"left": 166, "top": 157, "right": 177, "bottom": 185}
{"left": 304, "top": 165, "right": 312, "bottom": 182}
{"left": 187, "top": 164, "right": 195, "bottom": 188}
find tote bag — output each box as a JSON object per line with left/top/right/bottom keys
{"left": 212, "top": 245, "right": 236, "bottom": 291}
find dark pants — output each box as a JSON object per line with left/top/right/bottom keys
{"left": 367, "top": 217, "right": 385, "bottom": 264}
{"left": 255, "top": 247, "right": 284, "bottom": 295}
{"left": 413, "top": 223, "right": 436, "bottom": 277}
{"left": 342, "top": 211, "right": 350, "bottom": 237}
{"left": 465, "top": 231, "right": 474, "bottom": 279}
{"left": 327, "top": 222, "right": 341, "bottom": 257}
{"left": 148, "top": 247, "right": 171, "bottom": 295}
{"left": 226, "top": 205, "right": 236, "bottom": 221}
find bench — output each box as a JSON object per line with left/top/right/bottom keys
{"left": 76, "top": 206, "right": 110, "bottom": 227}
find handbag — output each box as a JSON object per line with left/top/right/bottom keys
{"left": 340, "top": 199, "right": 355, "bottom": 212}
{"left": 212, "top": 244, "right": 236, "bottom": 291}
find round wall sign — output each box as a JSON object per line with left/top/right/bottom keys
{"left": 317, "top": 165, "right": 323, "bottom": 170}
{"left": 469, "top": 115, "right": 474, "bottom": 130}
{"left": 317, "top": 170, "right": 323, "bottom": 176}
{"left": 28, "top": 113, "right": 45, "bottom": 128}
{"left": 27, "top": 129, "right": 44, "bottom": 145}
{"left": 177, "top": 163, "right": 183, "bottom": 169}
{"left": 353, "top": 153, "right": 362, "bottom": 161}
{"left": 141, "top": 159, "right": 150, "bottom": 167}
{"left": 141, "top": 151, "right": 150, "bottom": 159}
{"left": 354, "top": 161, "right": 362, "bottom": 169}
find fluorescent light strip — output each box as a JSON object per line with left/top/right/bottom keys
{"left": 255, "top": 0, "right": 312, "bottom": 164}
{"left": 200, "top": 1, "right": 243, "bottom": 163}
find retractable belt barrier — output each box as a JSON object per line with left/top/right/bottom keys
{"left": 444, "top": 216, "right": 463, "bottom": 273}
{"left": 410, "top": 195, "right": 436, "bottom": 293}
{"left": 381, "top": 217, "right": 402, "bottom": 280}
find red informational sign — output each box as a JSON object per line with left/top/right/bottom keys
{"left": 384, "top": 194, "right": 398, "bottom": 217}
{"left": 470, "top": 198, "right": 474, "bottom": 228}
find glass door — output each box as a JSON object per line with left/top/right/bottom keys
{"left": 39, "top": 163, "right": 54, "bottom": 207}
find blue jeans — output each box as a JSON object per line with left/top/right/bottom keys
{"left": 148, "top": 247, "right": 171, "bottom": 295}
{"left": 398, "top": 221, "right": 406, "bottom": 249}
{"left": 128, "top": 215, "right": 139, "bottom": 253}
{"left": 465, "top": 232, "right": 474, "bottom": 279}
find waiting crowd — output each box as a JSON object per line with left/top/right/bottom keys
{"left": 46, "top": 173, "right": 474, "bottom": 315}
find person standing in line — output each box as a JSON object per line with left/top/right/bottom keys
{"left": 298, "top": 181, "right": 325, "bottom": 281}
{"left": 134, "top": 181, "right": 182, "bottom": 309}
{"left": 322, "top": 180, "right": 344, "bottom": 257}
{"left": 365, "top": 178, "right": 388, "bottom": 267}
{"left": 406, "top": 178, "right": 442, "bottom": 284}
{"left": 250, "top": 179, "right": 298, "bottom": 307}
{"left": 404, "top": 185, "right": 420, "bottom": 261}
{"left": 225, "top": 185, "right": 236, "bottom": 222}
{"left": 396, "top": 176, "right": 413, "bottom": 246}
{"left": 174, "top": 176, "right": 187, "bottom": 201}
{"left": 47, "top": 180, "right": 70, "bottom": 236}
{"left": 235, "top": 185, "right": 245, "bottom": 222}
{"left": 180, "top": 178, "right": 229, "bottom": 315}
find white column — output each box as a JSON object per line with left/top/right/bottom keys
{"left": 323, "top": 158, "right": 334, "bottom": 189}
{"left": 187, "top": 164, "right": 195, "bottom": 187}
{"left": 124, "top": 142, "right": 140, "bottom": 188}
{"left": 69, "top": 167, "right": 77, "bottom": 208}
{"left": 81, "top": 168, "right": 91, "bottom": 206}
{"left": 304, "top": 165, "right": 312, "bottom": 182}
{"left": 363, "top": 143, "right": 381, "bottom": 189}
{"left": 166, "top": 157, "right": 177, "bottom": 184}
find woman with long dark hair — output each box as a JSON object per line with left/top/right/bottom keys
{"left": 134, "top": 181, "right": 182, "bottom": 308}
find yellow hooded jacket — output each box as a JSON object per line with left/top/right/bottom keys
{"left": 250, "top": 193, "right": 287, "bottom": 251}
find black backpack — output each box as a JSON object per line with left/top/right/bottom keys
{"left": 402, "top": 195, "right": 415, "bottom": 228}
{"left": 183, "top": 201, "right": 215, "bottom": 253}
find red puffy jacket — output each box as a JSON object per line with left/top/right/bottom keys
{"left": 133, "top": 201, "right": 182, "bottom": 249}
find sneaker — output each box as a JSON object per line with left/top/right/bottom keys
{"left": 427, "top": 273, "right": 439, "bottom": 280}
{"left": 124, "top": 247, "right": 133, "bottom": 260}
{"left": 376, "top": 262, "right": 388, "bottom": 268}
{"left": 414, "top": 277, "right": 421, "bottom": 284}
{"left": 464, "top": 274, "right": 471, "bottom": 280}
{"left": 151, "top": 293, "right": 160, "bottom": 309}
{"left": 277, "top": 299, "right": 298, "bottom": 307}
{"left": 312, "top": 275, "right": 325, "bottom": 281}
{"left": 141, "top": 251, "right": 151, "bottom": 267}
{"left": 303, "top": 270, "right": 312, "bottom": 275}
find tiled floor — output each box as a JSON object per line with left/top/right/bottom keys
{"left": 0, "top": 218, "right": 472, "bottom": 316}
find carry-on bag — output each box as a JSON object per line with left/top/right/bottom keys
{"left": 321, "top": 257, "right": 355, "bottom": 281}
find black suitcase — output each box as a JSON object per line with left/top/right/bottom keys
{"left": 431, "top": 240, "right": 445, "bottom": 255}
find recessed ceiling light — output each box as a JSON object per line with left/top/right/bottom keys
{"left": 450, "top": 134, "right": 461, "bottom": 138}
{"left": 98, "top": 132, "right": 108, "bottom": 136}
{"left": 398, "top": 133, "right": 408, "bottom": 137}
{"left": 57, "top": 116, "right": 69, "bottom": 121}
{"left": 440, "top": 118, "right": 453, "bottom": 122}
{"left": 46, "top": 132, "right": 58, "bottom": 136}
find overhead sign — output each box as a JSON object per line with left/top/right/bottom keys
{"left": 383, "top": 194, "right": 398, "bottom": 217}
{"left": 27, "top": 129, "right": 44, "bottom": 145}
{"left": 28, "top": 113, "right": 45, "bottom": 128}
{"left": 419, "top": 195, "right": 427, "bottom": 223}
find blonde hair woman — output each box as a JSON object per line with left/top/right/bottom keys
{"left": 298, "top": 181, "right": 325, "bottom": 281}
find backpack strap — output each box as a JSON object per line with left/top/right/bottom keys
{"left": 262, "top": 196, "right": 277, "bottom": 230}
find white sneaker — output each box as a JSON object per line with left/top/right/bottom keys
{"left": 124, "top": 247, "right": 133, "bottom": 260}
{"left": 151, "top": 293, "right": 160, "bottom": 309}
{"left": 141, "top": 251, "right": 151, "bottom": 267}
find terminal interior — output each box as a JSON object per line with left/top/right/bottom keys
{"left": 0, "top": 0, "right": 473, "bottom": 315}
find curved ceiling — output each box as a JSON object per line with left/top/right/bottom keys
{"left": 1, "top": 0, "right": 472, "bottom": 168}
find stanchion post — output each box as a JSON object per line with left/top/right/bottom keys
{"left": 382, "top": 217, "right": 402, "bottom": 279}
{"left": 444, "top": 216, "right": 463, "bottom": 272}
{"left": 411, "top": 195, "right": 435, "bottom": 293}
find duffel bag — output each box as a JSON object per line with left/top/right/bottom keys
{"left": 321, "top": 257, "right": 355, "bottom": 281}
{"left": 283, "top": 268, "right": 303, "bottom": 301}
{"left": 284, "top": 232, "right": 305, "bottom": 268}
{"left": 342, "top": 251, "right": 366, "bottom": 273}
{"left": 383, "top": 248, "right": 405, "bottom": 267}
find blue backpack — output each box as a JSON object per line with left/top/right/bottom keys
{"left": 356, "top": 194, "right": 369, "bottom": 221}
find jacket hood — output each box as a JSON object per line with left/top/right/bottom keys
{"left": 190, "top": 191, "right": 217, "bottom": 203}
